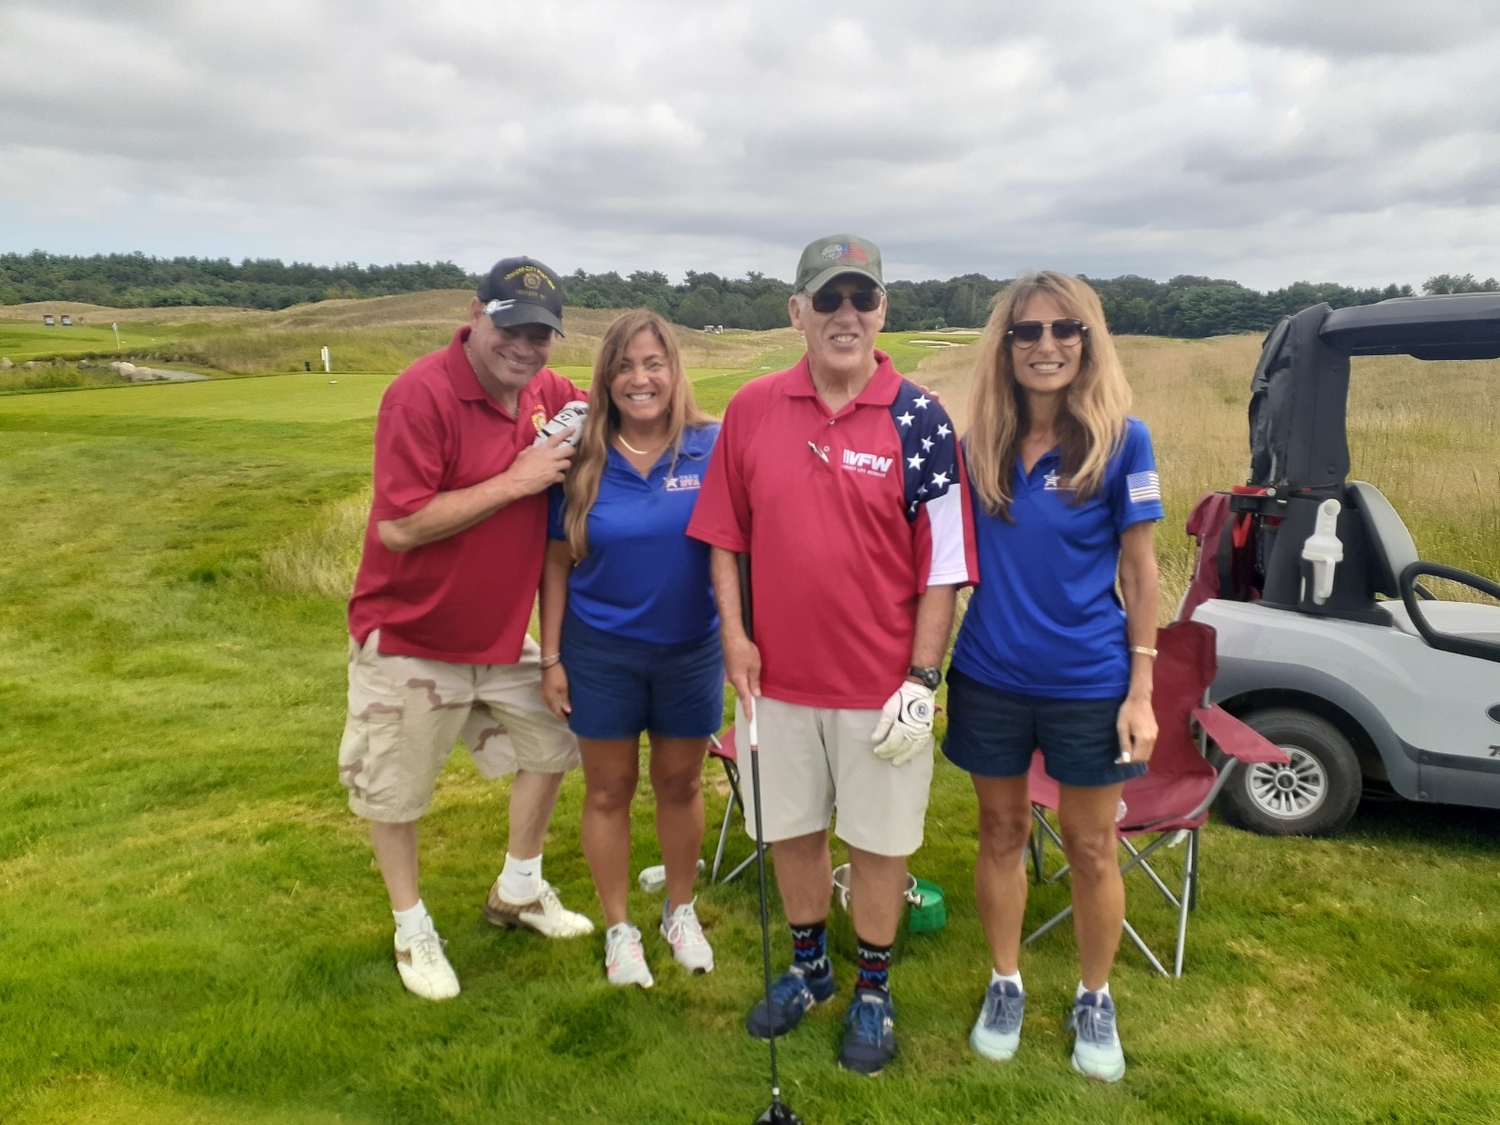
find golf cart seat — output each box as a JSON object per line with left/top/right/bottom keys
{"left": 1024, "top": 621, "right": 1289, "bottom": 976}
{"left": 1344, "top": 481, "right": 1418, "bottom": 599}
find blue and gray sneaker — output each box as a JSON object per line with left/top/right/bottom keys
{"left": 969, "top": 979, "right": 1025, "bottom": 1061}
{"left": 838, "top": 990, "right": 897, "bottom": 1075}
{"left": 1068, "top": 990, "right": 1126, "bottom": 1081}
{"left": 746, "top": 964, "right": 836, "bottom": 1040}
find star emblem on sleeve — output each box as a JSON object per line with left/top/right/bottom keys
{"left": 936, "top": 423, "right": 952, "bottom": 439}
{"left": 907, "top": 453, "right": 924, "bottom": 469}
{"left": 921, "top": 437, "right": 934, "bottom": 452}
{"left": 930, "top": 471, "right": 950, "bottom": 487}
{"left": 897, "top": 411, "right": 915, "bottom": 427}
{"left": 913, "top": 394, "right": 929, "bottom": 409}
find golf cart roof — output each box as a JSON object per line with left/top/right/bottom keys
{"left": 1319, "top": 292, "right": 1500, "bottom": 360}
{"left": 1248, "top": 292, "right": 1500, "bottom": 492}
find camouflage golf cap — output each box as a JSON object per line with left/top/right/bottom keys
{"left": 794, "top": 234, "right": 884, "bottom": 295}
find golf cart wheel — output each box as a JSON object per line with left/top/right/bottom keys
{"left": 1215, "top": 708, "right": 1361, "bottom": 837}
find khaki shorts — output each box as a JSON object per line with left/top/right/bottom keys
{"left": 338, "top": 629, "right": 580, "bottom": 823}
{"left": 735, "top": 696, "right": 934, "bottom": 858}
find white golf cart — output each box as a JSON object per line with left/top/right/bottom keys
{"left": 1186, "top": 293, "right": 1500, "bottom": 836}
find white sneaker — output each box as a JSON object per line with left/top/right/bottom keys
{"left": 661, "top": 899, "right": 714, "bottom": 975}
{"left": 604, "top": 923, "right": 655, "bottom": 988}
{"left": 394, "top": 928, "right": 460, "bottom": 1001}
{"left": 483, "top": 878, "right": 595, "bottom": 938}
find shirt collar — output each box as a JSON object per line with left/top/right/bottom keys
{"left": 785, "top": 350, "right": 901, "bottom": 408}
{"left": 445, "top": 327, "right": 490, "bottom": 403}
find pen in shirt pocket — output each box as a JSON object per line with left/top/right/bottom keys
{"left": 808, "top": 441, "right": 829, "bottom": 464}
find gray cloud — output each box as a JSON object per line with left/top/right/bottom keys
{"left": 0, "top": 0, "right": 1497, "bottom": 290}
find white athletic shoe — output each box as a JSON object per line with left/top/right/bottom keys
{"left": 394, "top": 928, "right": 460, "bottom": 1001}
{"left": 661, "top": 899, "right": 714, "bottom": 975}
{"left": 483, "top": 879, "right": 595, "bottom": 938}
{"left": 604, "top": 923, "right": 655, "bottom": 988}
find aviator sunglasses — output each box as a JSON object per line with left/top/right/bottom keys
{"left": 1007, "top": 318, "right": 1089, "bottom": 346}
{"left": 810, "top": 287, "right": 883, "bottom": 314}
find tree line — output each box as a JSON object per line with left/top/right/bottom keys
{"left": 0, "top": 251, "right": 474, "bottom": 310}
{"left": 562, "top": 269, "right": 1447, "bottom": 336}
{"left": 3, "top": 250, "right": 1494, "bottom": 338}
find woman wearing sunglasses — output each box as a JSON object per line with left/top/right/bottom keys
{"left": 539, "top": 309, "right": 721, "bottom": 989}
{"left": 944, "top": 271, "right": 1163, "bottom": 1081}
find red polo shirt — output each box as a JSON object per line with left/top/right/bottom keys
{"left": 688, "top": 352, "right": 977, "bottom": 709}
{"left": 347, "top": 327, "right": 581, "bottom": 664}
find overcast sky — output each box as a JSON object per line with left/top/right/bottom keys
{"left": 1, "top": 0, "right": 1497, "bottom": 289}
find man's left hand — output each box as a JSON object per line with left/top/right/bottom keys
{"left": 871, "top": 680, "right": 935, "bottom": 766}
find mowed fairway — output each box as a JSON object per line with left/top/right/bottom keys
{"left": 3, "top": 326, "right": 1500, "bottom": 1124}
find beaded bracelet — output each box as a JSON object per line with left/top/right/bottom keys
{"left": 1129, "top": 645, "right": 1159, "bottom": 659}
{"left": 540, "top": 653, "right": 562, "bottom": 669}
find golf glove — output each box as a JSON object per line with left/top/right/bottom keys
{"left": 533, "top": 401, "right": 588, "bottom": 448}
{"left": 871, "top": 680, "right": 935, "bottom": 767}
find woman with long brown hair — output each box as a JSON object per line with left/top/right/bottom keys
{"left": 538, "top": 309, "right": 721, "bottom": 988}
{"left": 944, "top": 271, "right": 1163, "bottom": 1080}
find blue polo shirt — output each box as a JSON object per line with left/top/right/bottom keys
{"left": 548, "top": 424, "right": 720, "bottom": 645}
{"left": 951, "top": 417, "right": 1164, "bottom": 699}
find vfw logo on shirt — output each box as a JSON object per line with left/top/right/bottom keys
{"left": 842, "top": 449, "right": 894, "bottom": 478}
{"left": 664, "top": 473, "right": 702, "bottom": 492}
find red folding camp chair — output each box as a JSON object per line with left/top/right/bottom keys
{"left": 1024, "top": 620, "right": 1289, "bottom": 976}
{"left": 706, "top": 727, "right": 767, "bottom": 884}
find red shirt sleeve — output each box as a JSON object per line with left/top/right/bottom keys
{"left": 687, "top": 391, "right": 751, "bottom": 553}
{"left": 371, "top": 396, "right": 448, "bottom": 521}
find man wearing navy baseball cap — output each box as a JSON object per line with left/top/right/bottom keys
{"left": 339, "top": 255, "right": 594, "bottom": 1002}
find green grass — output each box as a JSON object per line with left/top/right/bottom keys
{"left": 3, "top": 330, "right": 1500, "bottom": 1123}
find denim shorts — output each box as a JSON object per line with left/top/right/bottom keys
{"left": 560, "top": 610, "right": 725, "bottom": 741}
{"left": 942, "top": 667, "right": 1147, "bottom": 787}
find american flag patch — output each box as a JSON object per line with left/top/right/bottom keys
{"left": 1127, "top": 470, "right": 1161, "bottom": 504}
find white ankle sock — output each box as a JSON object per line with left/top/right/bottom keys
{"left": 500, "top": 852, "right": 542, "bottom": 901}
{"left": 1077, "top": 980, "right": 1110, "bottom": 999}
{"left": 991, "top": 969, "right": 1023, "bottom": 990}
{"left": 393, "top": 900, "right": 434, "bottom": 945}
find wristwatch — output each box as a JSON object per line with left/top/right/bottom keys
{"left": 907, "top": 665, "right": 943, "bottom": 690}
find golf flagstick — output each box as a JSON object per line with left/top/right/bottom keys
{"left": 741, "top": 554, "right": 802, "bottom": 1125}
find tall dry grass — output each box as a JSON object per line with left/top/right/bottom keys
{"left": 261, "top": 490, "right": 370, "bottom": 598}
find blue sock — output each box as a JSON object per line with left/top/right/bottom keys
{"left": 856, "top": 938, "right": 892, "bottom": 995}
{"left": 790, "top": 920, "right": 830, "bottom": 980}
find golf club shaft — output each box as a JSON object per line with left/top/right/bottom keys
{"left": 740, "top": 553, "right": 786, "bottom": 1107}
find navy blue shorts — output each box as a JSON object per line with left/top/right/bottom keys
{"left": 560, "top": 610, "right": 725, "bottom": 741}
{"left": 942, "top": 667, "right": 1147, "bottom": 787}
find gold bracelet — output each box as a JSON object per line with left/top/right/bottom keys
{"left": 540, "top": 653, "right": 561, "bottom": 669}
{"left": 1129, "top": 645, "right": 1158, "bottom": 659}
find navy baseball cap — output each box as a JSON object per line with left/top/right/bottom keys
{"left": 477, "top": 257, "right": 565, "bottom": 336}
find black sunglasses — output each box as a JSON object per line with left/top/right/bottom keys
{"left": 810, "top": 288, "right": 882, "bottom": 314}
{"left": 1007, "top": 318, "right": 1088, "bottom": 346}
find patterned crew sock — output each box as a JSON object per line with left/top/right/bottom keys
{"left": 789, "top": 920, "right": 830, "bottom": 980}
{"left": 855, "top": 938, "right": 893, "bottom": 995}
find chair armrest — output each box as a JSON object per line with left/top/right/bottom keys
{"left": 1192, "top": 706, "right": 1289, "bottom": 766}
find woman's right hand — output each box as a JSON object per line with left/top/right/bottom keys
{"left": 542, "top": 663, "right": 572, "bottom": 719}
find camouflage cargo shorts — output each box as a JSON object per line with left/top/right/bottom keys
{"left": 337, "top": 629, "right": 580, "bottom": 823}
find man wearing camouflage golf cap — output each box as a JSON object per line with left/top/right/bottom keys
{"left": 690, "top": 235, "right": 976, "bottom": 1074}
{"left": 339, "top": 256, "right": 594, "bottom": 1002}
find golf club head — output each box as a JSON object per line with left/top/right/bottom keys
{"left": 754, "top": 1102, "right": 802, "bottom": 1125}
